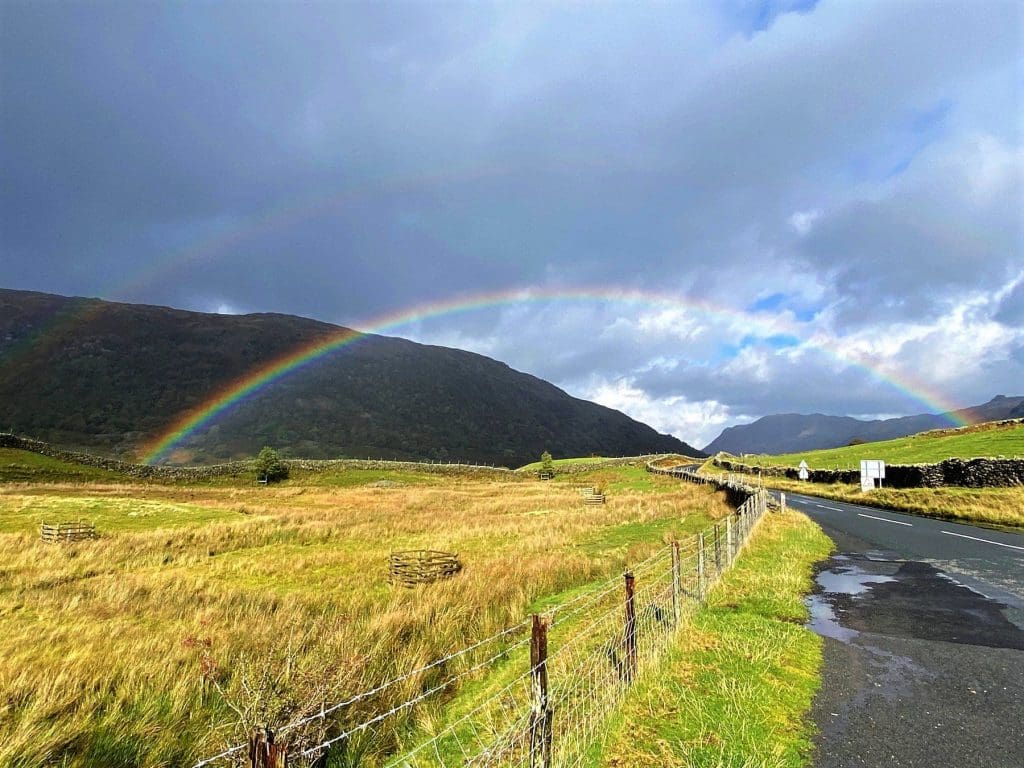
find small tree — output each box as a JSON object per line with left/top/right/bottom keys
{"left": 254, "top": 446, "right": 289, "bottom": 483}
{"left": 541, "top": 450, "right": 554, "bottom": 475}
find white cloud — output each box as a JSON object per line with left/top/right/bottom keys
{"left": 199, "top": 299, "right": 246, "bottom": 315}
{"left": 585, "top": 377, "right": 734, "bottom": 448}
{"left": 789, "top": 208, "right": 820, "bottom": 236}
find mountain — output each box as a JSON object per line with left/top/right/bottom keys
{"left": 0, "top": 288, "right": 702, "bottom": 466}
{"left": 703, "top": 395, "right": 1024, "bottom": 456}
{"left": 957, "top": 394, "right": 1024, "bottom": 424}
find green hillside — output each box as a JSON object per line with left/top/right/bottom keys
{"left": 0, "top": 447, "right": 128, "bottom": 484}
{"left": 747, "top": 420, "right": 1024, "bottom": 468}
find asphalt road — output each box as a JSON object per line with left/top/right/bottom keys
{"left": 780, "top": 490, "right": 1024, "bottom": 767}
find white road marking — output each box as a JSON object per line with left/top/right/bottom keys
{"left": 857, "top": 513, "right": 912, "bottom": 527}
{"left": 940, "top": 531, "right": 1024, "bottom": 552}
{"left": 815, "top": 504, "right": 843, "bottom": 511}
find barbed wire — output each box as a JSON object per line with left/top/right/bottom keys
{"left": 191, "top": 619, "right": 531, "bottom": 768}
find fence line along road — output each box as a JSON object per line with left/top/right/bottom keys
{"left": 197, "top": 465, "right": 769, "bottom": 768}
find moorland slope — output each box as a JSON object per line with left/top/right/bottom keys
{"left": 0, "top": 289, "right": 700, "bottom": 466}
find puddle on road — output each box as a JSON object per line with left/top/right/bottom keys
{"left": 807, "top": 595, "right": 859, "bottom": 642}
{"left": 816, "top": 566, "right": 895, "bottom": 596}
{"left": 807, "top": 562, "right": 895, "bottom": 643}
{"left": 806, "top": 554, "right": 1024, "bottom": 650}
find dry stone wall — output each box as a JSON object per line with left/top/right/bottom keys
{"left": 645, "top": 460, "right": 762, "bottom": 508}
{"left": 0, "top": 433, "right": 511, "bottom": 481}
{"left": 517, "top": 454, "right": 703, "bottom": 476}
{"left": 0, "top": 433, "right": 252, "bottom": 480}
{"left": 712, "top": 455, "right": 1024, "bottom": 488}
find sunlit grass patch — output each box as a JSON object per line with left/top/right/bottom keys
{"left": 517, "top": 456, "right": 616, "bottom": 471}
{"left": 0, "top": 492, "right": 236, "bottom": 534}
{"left": 595, "top": 511, "right": 832, "bottom": 768}
{"left": 0, "top": 466, "right": 735, "bottom": 767}
{"left": 752, "top": 420, "right": 1024, "bottom": 468}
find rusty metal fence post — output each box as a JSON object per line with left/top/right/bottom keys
{"left": 623, "top": 572, "right": 637, "bottom": 683}
{"left": 529, "top": 614, "right": 552, "bottom": 768}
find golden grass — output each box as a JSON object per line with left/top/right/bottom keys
{"left": 701, "top": 461, "right": 1024, "bottom": 529}
{"left": 764, "top": 475, "right": 1022, "bottom": 528}
{"left": 0, "top": 469, "right": 732, "bottom": 767}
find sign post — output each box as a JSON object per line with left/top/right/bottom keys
{"left": 798, "top": 460, "right": 809, "bottom": 481}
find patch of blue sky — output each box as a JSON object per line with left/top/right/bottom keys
{"left": 844, "top": 98, "right": 954, "bottom": 183}
{"left": 749, "top": 292, "right": 787, "bottom": 312}
{"left": 711, "top": 332, "right": 800, "bottom": 364}
{"left": 720, "top": 0, "right": 821, "bottom": 36}
{"left": 711, "top": 342, "right": 741, "bottom": 364}
{"left": 793, "top": 304, "right": 822, "bottom": 322}
{"left": 748, "top": 293, "right": 823, "bottom": 322}
{"left": 738, "top": 333, "right": 800, "bottom": 349}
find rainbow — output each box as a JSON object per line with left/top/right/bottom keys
{"left": 139, "top": 288, "right": 967, "bottom": 464}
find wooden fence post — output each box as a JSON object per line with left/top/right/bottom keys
{"left": 697, "top": 533, "right": 706, "bottom": 600}
{"left": 624, "top": 572, "right": 637, "bottom": 683}
{"left": 671, "top": 541, "right": 681, "bottom": 626}
{"left": 249, "top": 727, "right": 287, "bottom": 768}
{"left": 713, "top": 523, "right": 722, "bottom": 572}
{"left": 529, "top": 614, "right": 552, "bottom": 768}
{"left": 726, "top": 515, "right": 733, "bottom": 564}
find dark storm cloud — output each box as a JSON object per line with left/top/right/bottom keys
{"left": 995, "top": 280, "right": 1024, "bottom": 327}
{"left": 2, "top": 0, "right": 1021, "bottom": 442}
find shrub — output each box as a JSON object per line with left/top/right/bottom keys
{"left": 254, "top": 446, "right": 289, "bottom": 483}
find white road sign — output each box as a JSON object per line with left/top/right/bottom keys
{"left": 860, "top": 459, "right": 885, "bottom": 492}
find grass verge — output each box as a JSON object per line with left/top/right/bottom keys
{"left": 594, "top": 510, "right": 832, "bottom": 767}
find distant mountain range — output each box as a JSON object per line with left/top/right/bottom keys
{"left": 703, "top": 395, "right": 1024, "bottom": 456}
{"left": 0, "top": 289, "right": 703, "bottom": 466}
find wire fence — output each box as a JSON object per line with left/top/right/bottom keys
{"left": 196, "top": 466, "right": 768, "bottom": 768}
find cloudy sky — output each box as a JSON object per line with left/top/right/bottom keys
{"left": 2, "top": 0, "right": 1022, "bottom": 447}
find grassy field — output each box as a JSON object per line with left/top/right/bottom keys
{"left": 0, "top": 447, "right": 130, "bottom": 484}
{"left": 516, "top": 456, "right": 618, "bottom": 472}
{"left": 516, "top": 454, "right": 704, "bottom": 473}
{"left": 0, "top": 457, "right": 735, "bottom": 767}
{"left": 744, "top": 420, "right": 1024, "bottom": 469}
{"left": 596, "top": 510, "right": 832, "bottom": 767}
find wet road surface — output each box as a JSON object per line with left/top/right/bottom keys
{"left": 783, "top": 492, "right": 1024, "bottom": 768}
